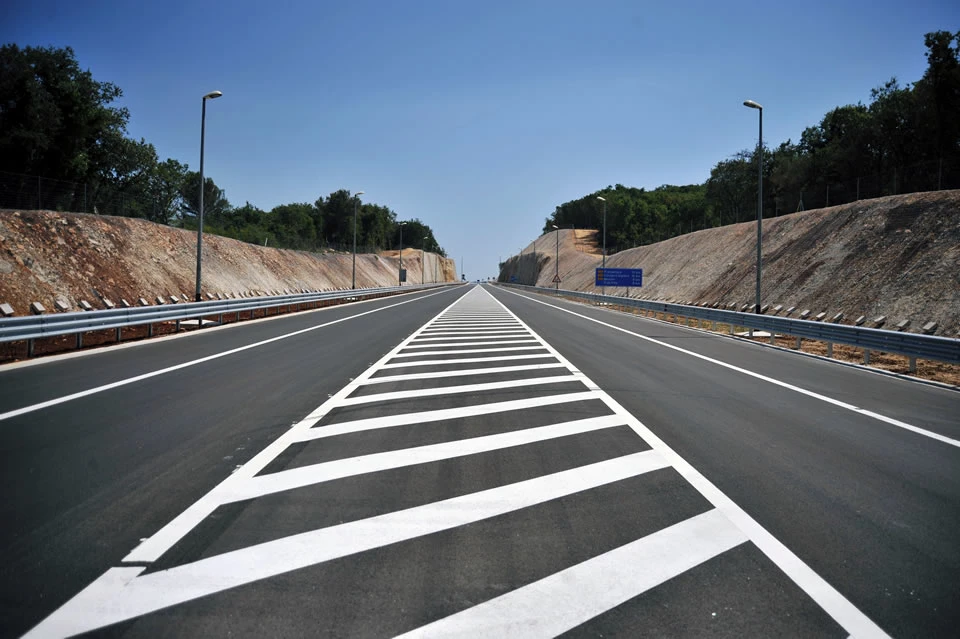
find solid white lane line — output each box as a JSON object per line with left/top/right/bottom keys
{"left": 26, "top": 451, "right": 669, "bottom": 639}
{"left": 484, "top": 286, "right": 890, "bottom": 638}
{"left": 293, "top": 391, "right": 603, "bottom": 442}
{"left": 398, "top": 509, "right": 747, "bottom": 639}
{"left": 0, "top": 287, "right": 460, "bottom": 423}
{"left": 223, "top": 415, "right": 626, "bottom": 502}
{"left": 389, "top": 346, "right": 547, "bottom": 358}
{"left": 498, "top": 287, "right": 960, "bottom": 450}
{"left": 362, "top": 363, "right": 566, "bottom": 384}
{"left": 379, "top": 354, "right": 558, "bottom": 369}
{"left": 401, "top": 339, "right": 540, "bottom": 350}
{"left": 339, "top": 375, "right": 584, "bottom": 406}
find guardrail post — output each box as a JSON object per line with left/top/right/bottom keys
{"left": 769, "top": 332, "right": 775, "bottom": 345}
{"left": 827, "top": 342, "right": 833, "bottom": 358}
{"left": 909, "top": 356, "right": 916, "bottom": 373}
{"left": 77, "top": 333, "right": 82, "bottom": 349}
{"left": 148, "top": 323, "right": 153, "bottom": 337}
{"left": 27, "top": 339, "right": 34, "bottom": 357}
{"left": 795, "top": 336, "right": 802, "bottom": 350}
{"left": 116, "top": 327, "right": 121, "bottom": 343}
{"left": 176, "top": 319, "right": 180, "bottom": 332}
{"left": 864, "top": 349, "right": 870, "bottom": 365}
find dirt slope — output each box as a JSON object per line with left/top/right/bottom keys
{"left": 500, "top": 191, "right": 960, "bottom": 336}
{"left": 0, "top": 210, "right": 455, "bottom": 313}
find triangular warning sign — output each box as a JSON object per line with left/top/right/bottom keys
{"left": 552, "top": 274, "right": 562, "bottom": 283}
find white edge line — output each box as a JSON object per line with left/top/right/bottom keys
{"left": 0, "top": 287, "right": 460, "bottom": 423}
{"left": 495, "top": 286, "right": 960, "bottom": 449}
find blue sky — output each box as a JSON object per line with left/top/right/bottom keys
{"left": 3, "top": 0, "right": 958, "bottom": 279}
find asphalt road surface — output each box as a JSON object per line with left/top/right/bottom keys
{"left": 2, "top": 283, "right": 958, "bottom": 637}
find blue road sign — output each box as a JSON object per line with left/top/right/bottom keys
{"left": 595, "top": 268, "right": 643, "bottom": 287}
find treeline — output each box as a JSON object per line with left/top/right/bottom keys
{"left": 545, "top": 31, "right": 960, "bottom": 251}
{"left": 0, "top": 44, "right": 445, "bottom": 256}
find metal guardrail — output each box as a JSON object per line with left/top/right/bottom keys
{"left": 0, "top": 283, "right": 458, "bottom": 348}
{"left": 498, "top": 283, "right": 960, "bottom": 366}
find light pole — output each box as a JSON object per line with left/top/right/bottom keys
{"left": 597, "top": 196, "right": 607, "bottom": 295}
{"left": 744, "top": 99, "right": 763, "bottom": 314}
{"left": 398, "top": 221, "right": 407, "bottom": 286}
{"left": 552, "top": 224, "right": 559, "bottom": 290}
{"left": 351, "top": 191, "right": 364, "bottom": 290}
{"left": 195, "top": 90, "right": 222, "bottom": 302}
{"left": 422, "top": 236, "right": 427, "bottom": 284}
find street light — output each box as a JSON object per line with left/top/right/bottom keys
{"left": 398, "top": 221, "right": 407, "bottom": 286}
{"left": 552, "top": 224, "right": 559, "bottom": 291}
{"left": 195, "top": 90, "right": 222, "bottom": 302}
{"left": 597, "top": 196, "right": 607, "bottom": 296}
{"left": 351, "top": 191, "right": 365, "bottom": 290}
{"left": 422, "top": 236, "right": 427, "bottom": 284}
{"left": 744, "top": 99, "right": 763, "bottom": 315}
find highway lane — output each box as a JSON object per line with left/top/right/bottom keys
{"left": 0, "top": 285, "right": 470, "bottom": 638}
{"left": 6, "top": 282, "right": 958, "bottom": 637}
{"left": 489, "top": 284, "right": 960, "bottom": 638}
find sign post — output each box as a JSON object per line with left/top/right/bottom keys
{"left": 595, "top": 268, "right": 643, "bottom": 288}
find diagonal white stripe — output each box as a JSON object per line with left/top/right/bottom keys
{"left": 398, "top": 509, "right": 747, "bottom": 639}
{"left": 339, "top": 375, "right": 583, "bottom": 406}
{"left": 25, "top": 451, "right": 669, "bottom": 639}
{"left": 223, "top": 415, "right": 626, "bottom": 502}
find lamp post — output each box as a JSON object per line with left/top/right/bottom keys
{"left": 195, "top": 90, "right": 222, "bottom": 302}
{"left": 422, "top": 236, "right": 427, "bottom": 284}
{"left": 351, "top": 191, "right": 364, "bottom": 290}
{"left": 552, "top": 224, "right": 559, "bottom": 290}
{"left": 743, "top": 99, "right": 763, "bottom": 314}
{"left": 398, "top": 221, "right": 407, "bottom": 286}
{"left": 596, "top": 196, "right": 607, "bottom": 295}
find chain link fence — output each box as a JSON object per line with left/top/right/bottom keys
{"left": 0, "top": 170, "right": 166, "bottom": 219}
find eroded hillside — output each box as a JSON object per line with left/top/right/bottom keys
{"left": 500, "top": 191, "right": 960, "bottom": 336}
{"left": 0, "top": 210, "right": 456, "bottom": 314}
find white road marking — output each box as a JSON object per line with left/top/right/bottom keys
{"left": 293, "top": 392, "right": 603, "bottom": 441}
{"left": 338, "top": 375, "right": 584, "bottom": 406}
{"left": 401, "top": 339, "right": 540, "bottom": 350}
{"left": 362, "top": 363, "right": 566, "bottom": 384}
{"left": 411, "top": 334, "right": 530, "bottom": 342}
{"left": 28, "top": 285, "right": 890, "bottom": 638}
{"left": 418, "top": 330, "right": 528, "bottom": 336}
{"left": 398, "top": 508, "right": 747, "bottom": 639}
{"left": 484, "top": 287, "right": 890, "bottom": 638}
{"left": 221, "top": 415, "right": 626, "bottom": 502}
{"left": 498, "top": 287, "right": 960, "bottom": 450}
{"left": 378, "top": 354, "right": 557, "bottom": 369}
{"left": 389, "top": 346, "right": 547, "bottom": 358}
{"left": 0, "top": 287, "right": 459, "bottom": 424}
{"left": 25, "top": 451, "right": 669, "bottom": 639}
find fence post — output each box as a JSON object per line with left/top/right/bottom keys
{"left": 38, "top": 176, "right": 42, "bottom": 209}
{"left": 84, "top": 183, "right": 87, "bottom": 213}
{"left": 856, "top": 177, "right": 859, "bottom": 201}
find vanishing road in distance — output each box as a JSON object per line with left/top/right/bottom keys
{"left": 3, "top": 283, "right": 958, "bottom": 637}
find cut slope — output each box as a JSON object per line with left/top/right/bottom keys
{"left": 0, "top": 210, "right": 456, "bottom": 314}
{"left": 500, "top": 191, "right": 960, "bottom": 336}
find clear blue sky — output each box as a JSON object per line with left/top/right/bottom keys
{"left": 3, "top": 0, "right": 958, "bottom": 279}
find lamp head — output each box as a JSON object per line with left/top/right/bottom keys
{"left": 743, "top": 99, "right": 762, "bottom": 110}
{"left": 203, "top": 91, "right": 223, "bottom": 100}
